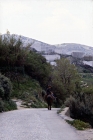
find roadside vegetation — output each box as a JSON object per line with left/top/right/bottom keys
{"left": 0, "top": 32, "right": 50, "bottom": 111}
{"left": 64, "top": 60, "right": 93, "bottom": 128}
{"left": 66, "top": 119, "right": 91, "bottom": 130}
{"left": 11, "top": 74, "right": 47, "bottom": 108}
{"left": 51, "top": 58, "right": 81, "bottom": 105}
{"left": 0, "top": 73, "right": 17, "bottom": 112}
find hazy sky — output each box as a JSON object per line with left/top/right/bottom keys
{"left": 0, "top": 0, "right": 93, "bottom": 47}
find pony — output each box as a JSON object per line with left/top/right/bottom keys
{"left": 45, "top": 94, "right": 55, "bottom": 110}
{"left": 42, "top": 90, "right": 56, "bottom": 110}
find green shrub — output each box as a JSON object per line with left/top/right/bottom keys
{"left": 31, "top": 101, "right": 47, "bottom": 108}
{"left": 51, "top": 58, "right": 81, "bottom": 104}
{"left": 0, "top": 73, "right": 12, "bottom": 100}
{"left": 3, "top": 100, "right": 17, "bottom": 111}
{"left": 65, "top": 96, "right": 75, "bottom": 107}
{"left": 0, "top": 99, "right": 4, "bottom": 112}
{"left": 67, "top": 87, "right": 93, "bottom": 127}
{"left": 66, "top": 119, "right": 91, "bottom": 130}
{"left": 0, "top": 85, "right": 4, "bottom": 99}
{"left": 82, "top": 86, "right": 93, "bottom": 95}
{"left": 0, "top": 33, "right": 51, "bottom": 89}
{"left": 0, "top": 99, "right": 17, "bottom": 112}
{"left": 70, "top": 90, "right": 93, "bottom": 118}
{"left": 11, "top": 75, "right": 47, "bottom": 108}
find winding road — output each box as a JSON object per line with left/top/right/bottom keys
{"left": 0, "top": 108, "right": 83, "bottom": 140}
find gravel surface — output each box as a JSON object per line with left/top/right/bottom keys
{"left": 0, "top": 108, "right": 83, "bottom": 140}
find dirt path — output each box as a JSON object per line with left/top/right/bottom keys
{"left": 0, "top": 108, "right": 83, "bottom": 140}
{"left": 11, "top": 99, "right": 93, "bottom": 140}
{"left": 12, "top": 99, "right": 27, "bottom": 110}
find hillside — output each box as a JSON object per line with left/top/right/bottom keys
{"left": 55, "top": 43, "right": 93, "bottom": 55}
{"left": 2, "top": 34, "right": 93, "bottom": 67}
{"left": 3, "top": 34, "right": 93, "bottom": 55}
{"left": 19, "top": 35, "right": 93, "bottom": 67}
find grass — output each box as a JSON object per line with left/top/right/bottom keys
{"left": 80, "top": 73, "right": 93, "bottom": 86}
{"left": 66, "top": 119, "right": 91, "bottom": 130}
{"left": 11, "top": 75, "right": 47, "bottom": 108}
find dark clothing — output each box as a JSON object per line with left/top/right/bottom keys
{"left": 46, "top": 87, "right": 51, "bottom": 95}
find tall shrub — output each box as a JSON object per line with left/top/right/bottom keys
{"left": 66, "top": 87, "right": 93, "bottom": 127}
{"left": 51, "top": 58, "right": 81, "bottom": 103}
{"left": 0, "top": 73, "right": 12, "bottom": 100}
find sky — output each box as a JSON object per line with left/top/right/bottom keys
{"left": 0, "top": 0, "right": 93, "bottom": 47}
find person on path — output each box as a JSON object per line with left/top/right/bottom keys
{"left": 46, "top": 85, "right": 55, "bottom": 99}
{"left": 46, "top": 85, "right": 52, "bottom": 96}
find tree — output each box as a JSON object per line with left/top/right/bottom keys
{"left": 51, "top": 58, "right": 81, "bottom": 103}
{"left": 25, "top": 51, "right": 52, "bottom": 88}
{"left": 0, "top": 33, "right": 30, "bottom": 67}
{"left": 0, "top": 32, "right": 52, "bottom": 88}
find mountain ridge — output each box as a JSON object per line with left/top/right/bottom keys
{"left": 19, "top": 35, "right": 93, "bottom": 56}
{"left": 2, "top": 34, "right": 93, "bottom": 56}
{"left": 1, "top": 34, "right": 93, "bottom": 67}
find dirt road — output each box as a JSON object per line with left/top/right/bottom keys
{"left": 0, "top": 108, "right": 83, "bottom": 140}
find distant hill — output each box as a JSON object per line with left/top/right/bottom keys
{"left": 55, "top": 43, "right": 93, "bottom": 56}
{"left": 2, "top": 34, "right": 93, "bottom": 55}
{"left": 19, "top": 35, "right": 93, "bottom": 56}
{"left": 2, "top": 34, "right": 93, "bottom": 67}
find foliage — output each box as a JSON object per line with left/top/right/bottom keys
{"left": 0, "top": 31, "right": 51, "bottom": 109}
{"left": 80, "top": 73, "right": 93, "bottom": 86}
{"left": 3, "top": 100, "right": 17, "bottom": 111}
{"left": 30, "top": 100, "right": 47, "bottom": 108}
{"left": 0, "top": 73, "right": 12, "bottom": 100}
{"left": 66, "top": 87, "right": 93, "bottom": 127}
{"left": 0, "top": 99, "right": 4, "bottom": 112}
{"left": 0, "top": 73, "right": 17, "bottom": 112}
{"left": 51, "top": 58, "right": 81, "bottom": 103}
{"left": 0, "top": 33, "right": 52, "bottom": 88}
{"left": 24, "top": 51, "right": 52, "bottom": 88}
{"left": 0, "top": 34, "right": 28, "bottom": 67}
{"left": 65, "top": 95, "right": 75, "bottom": 107}
{"left": 0, "top": 99, "right": 17, "bottom": 112}
{"left": 66, "top": 119, "right": 91, "bottom": 130}
{"left": 11, "top": 74, "right": 47, "bottom": 108}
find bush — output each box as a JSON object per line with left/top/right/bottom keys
{"left": 0, "top": 99, "right": 17, "bottom": 112}
{"left": 0, "top": 99, "right": 4, "bottom": 112}
{"left": 25, "top": 52, "right": 52, "bottom": 88}
{"left": 52, "top": 80, "right": 67, "bottom": 104}
{"left": 0, "top": 73, "right": 17, "bottom": 112}
{"left": 0, "top": 73, "right": 12, "bottom": 100}
{"left": 66, "top": 119, "right": 91, "bottom": 130}
{"left": 31, "top": 101, "right": 47, "bottom": 108}
{"left": 65, "top": 96, "right": 75, "bottom": 107}
{"left": 67, "top": 87, "right": 93, "bottom": 127}
{"left": 3, "top": 100, "right": 17, "bottom": 111}
{"left": 51, "top": 58, "right": 81, "bottom": 104}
